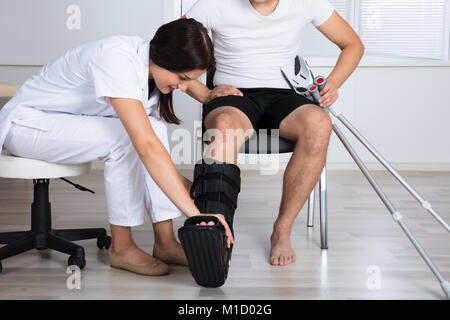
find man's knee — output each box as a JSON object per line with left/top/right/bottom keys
{"left": 209, "top": 111, "right": 239, "bottom": 131}
{"left": 296, "top": 107, "right": 332, "bottom": 153}
{"left": 305, "top": 125, "right": 332, "bottom": 155}
{"left": 204, "top": 108, "right": 253, "bottom": 145}
{"left": 313, "top": 109, "right": 332, "bottom": 138}
{"left": 295, "top": 105, "right": 331, "bottom": 132}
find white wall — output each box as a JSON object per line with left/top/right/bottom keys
{"left": 0, "top": 0, "right": 164, "bottom": 65}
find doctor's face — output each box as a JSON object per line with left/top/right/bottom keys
{"left": 149, "top": 60, "right": 205, "bottom": 95}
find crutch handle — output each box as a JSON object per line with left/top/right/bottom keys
{"left": 314, "top": 76, "right": 326, "bottom": 92}
{"left": 313, "top": 75, "right": 335, "bottom": 112}
{"left": 308, "top": 84, "right": 321, "bottom": 104}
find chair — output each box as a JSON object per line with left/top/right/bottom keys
{"left": 203, "top": 70, "right": 328, "bottom": 249}
{"left": 0, "top": 148, "right": 111, "bottom": 273}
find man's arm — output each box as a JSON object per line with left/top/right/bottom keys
{"left": 311, "top": 10, "right": 364, "bottom": 107}
{"left": 186, "top": 77, "right": 244, "bottom": 105}
{"left": 186, "top": 79, "right": 211, "bottom": 104}
{"left": 316, "top": 11, "right": 365, "bottom": 89}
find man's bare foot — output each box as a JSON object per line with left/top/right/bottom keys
{"left": 153, "top": 241, "right": 189, "bottom": 266}
{"left": 270, "top": 231, "right": 296, "bottom": 266}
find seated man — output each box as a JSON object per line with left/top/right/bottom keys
{"left": 184, "top": 0, "right": 364, "bottom": 267}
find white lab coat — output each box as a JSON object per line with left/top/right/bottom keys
{"left": 0, "top": 36, "right": 182, "bottom": 226}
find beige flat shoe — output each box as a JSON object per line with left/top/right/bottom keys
{"left": 108, "top": 248, "right": 169, "bottom": 276}
{"left": 153, "top": 246, "right": 189, "bottom": 267}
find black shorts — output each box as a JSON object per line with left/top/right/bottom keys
{"left": 202, "top": 87, "right": 315, "bottom": 130}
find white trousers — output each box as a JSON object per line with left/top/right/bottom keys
{"left": 4, "top": 111, "right": 182, "bottom": 227}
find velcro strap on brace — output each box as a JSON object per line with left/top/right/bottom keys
{"left": 192, "top": 177, "right": 240, "bottom": 206}
{"left": 190, "top": 159, "right": 241, "bottom": 227}
{"left": 192, "top": 160, "right": 240, "bottom": 193}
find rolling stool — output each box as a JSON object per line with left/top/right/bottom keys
{"left": 0, "top": 149, "right": 111, "bottom": 273}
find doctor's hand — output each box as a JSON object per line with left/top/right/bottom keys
{"left": 205, "top": 85, "right": 243, "bottom": 104}
{"left": 318, "top": 79, "right": 339, "bottom": 108}
{"left": 196, "top": 213, "right": 234, "bottom": 248}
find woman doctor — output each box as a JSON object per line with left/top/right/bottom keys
{"left": 0, "top": 18, "right": 233, "bottom": 276}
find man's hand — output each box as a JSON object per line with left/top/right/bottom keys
{"left": 318, "top": 79, "right": 339, "bottom": 108}
{"left": 205, "top": 85, "right": 243, "bottom": 104}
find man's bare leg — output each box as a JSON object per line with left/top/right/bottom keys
{"left": 191, "top": 106, "right": 252, "bottom": 229}
{"left": 270, "top": 105, "right": 332, "bottom": 266}
{"left": 203, "top": 106, "right": 253, "bottom": 163}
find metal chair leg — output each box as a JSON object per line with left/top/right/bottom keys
{"left": 307, "top": 187, "right": 315, "bottom": 227}
{"left": 319, "top": 165, "right": 328, "bottom": 249}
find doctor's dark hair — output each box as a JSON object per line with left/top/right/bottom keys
{"left": 150, "top": 18, "right": 215, "bottom": 124}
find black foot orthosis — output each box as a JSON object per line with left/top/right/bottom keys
{"left": 178, "top": 159, "right": 241, "bottom": 287}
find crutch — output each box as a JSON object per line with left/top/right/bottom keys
{"left": 307, "top": 76, "right": 450, "bottom": 299}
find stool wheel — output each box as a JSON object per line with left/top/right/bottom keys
{"left": 68, "top": 255, "right": 86, "bottom": 270}
{"left": 97, "top": 236, "right": 111, "bottom": 250}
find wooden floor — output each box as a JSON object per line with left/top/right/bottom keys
{"left": 0, "top": 169, "right": 449, "bottom": 300}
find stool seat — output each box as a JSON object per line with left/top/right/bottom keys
{"left": 0, "top": 150, "right": 91, "bottom": 179}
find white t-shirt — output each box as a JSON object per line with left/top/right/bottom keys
{"left": 186, "top": 0, "right": 334, "bottom": 89}
{"left": 0, "top": 36, "right": 159, "bottom": 148}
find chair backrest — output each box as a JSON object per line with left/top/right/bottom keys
{"left": 203, "top": 69, "right": 295, "bottom": 154}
